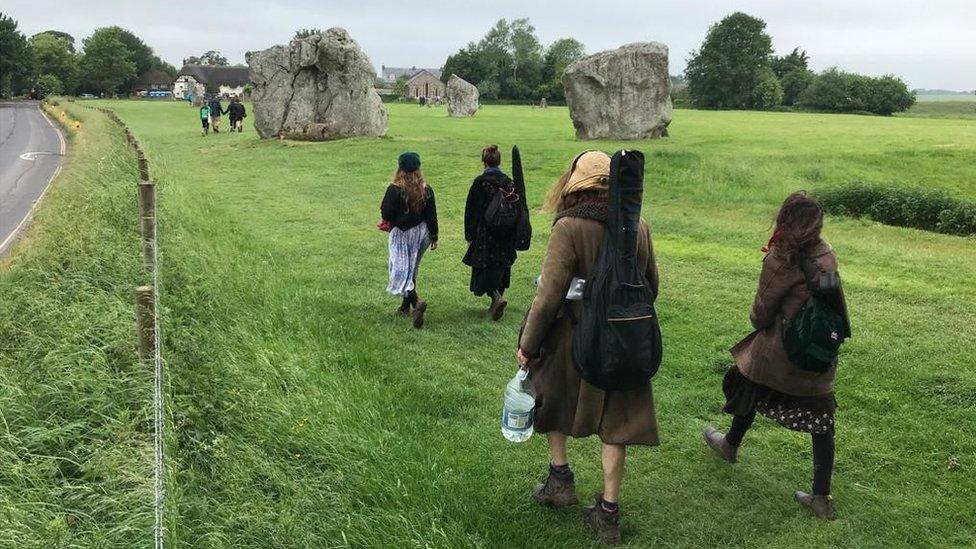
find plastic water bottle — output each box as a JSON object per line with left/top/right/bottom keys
{"left": 502, "top": 368, "right": 536, "bottom": 442}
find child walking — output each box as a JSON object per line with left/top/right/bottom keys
{"left": 381, "top": 152, "right": 438, "bottom": 329}
{"left": 199, "top": 102, "right": 211, "bottom": 135}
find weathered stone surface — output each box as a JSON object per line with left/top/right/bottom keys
{"left": 563, "top": 42, "right": 672, "bottom": 140}
{"left": 246, "top": 28, "right": 387, "bottom": 140}
{"left": 446, "top": 75, "right": 479, "bottom": 117}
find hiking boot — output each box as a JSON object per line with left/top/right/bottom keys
{"left": 412, "top": 301, "right": 427, "bottom": 329}
{"left": 489, "top": 298, "right": 508, "bottom": 321}
{"left": 531, "top": 470, "right": 578, "bottom": 508}
{"left": 794, "top": 491, "right": 837, "bottom": 521}
{"left": 582, "top": 494, "right": 622, "bottom": 546}
{"left": 395, "top": 305, "right": 411, "bottom": 317}
{"left": 703, "top": 426, "right": 738, "bottom": 463}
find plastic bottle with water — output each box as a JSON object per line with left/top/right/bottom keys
{"left": 501, "top": 368, "right": 536, "bottom": 442}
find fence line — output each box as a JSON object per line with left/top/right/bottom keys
{"left": 85, "top": 105, "right": 166, "bottom": 548}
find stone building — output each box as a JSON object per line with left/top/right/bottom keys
{"left": 381, "top": 65, "right": 441, "bottom": 84}
{"left": 173, "top": 64, "right": 250, "bottom": 99}
{"left": 405, "top": 70, "right": 446, "bottom": 100}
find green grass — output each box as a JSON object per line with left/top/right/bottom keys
{"left": 0, "top": 103, "right": 152, "bottom": 546}
{"left": 8, "top": 99, "right": 976, "bottom": 547}
{"left": 898, "top": 100, "right": 976, "bottom": 120}
{"left": 914, "top": 94, "right": 976, "bottom": 102}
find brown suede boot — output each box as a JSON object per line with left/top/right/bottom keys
{"left": 582, "top": 494, "right": 622, "bottom": 546}
{"left": 795, "top": 491, "right": 837, "bottom": 521}
{"left": 489, "top": 297, "right": 507, "bottom": 321}
{"left": 412, "top": 301, "right": 427, "bottom": 329}
{"left": 703, "top": 426, "right": 738, "bottom": 463}
{"left": 531, "top": 469, "right": 578, "bottom": 508}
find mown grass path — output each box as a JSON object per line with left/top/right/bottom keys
{"left": 104, "top": 101, "right": 975, "bottom": 547}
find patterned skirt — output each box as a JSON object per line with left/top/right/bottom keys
{"left": 722, "top": 366, "right": 836, "bottom": 435}
{"left": 386, "top": 224, "right": 430, "bottom": 297}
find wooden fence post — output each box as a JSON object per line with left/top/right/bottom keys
{"left": 135, "top": 285, "right": 156, "bottom": 363}
{"left": 138, "top": 181, "right": 156, "bottom": 269}
{"left": 137, "top": 152, "right": 150, "bottom": 181}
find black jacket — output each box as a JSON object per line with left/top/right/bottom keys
{"left": 208, "top": 99, "right": 224, "bottom": 116}
{"left": 381, "top": 184, "right": 438, "bottom": 241}
{"left": 462, "top": 170, "right": 518, "bottom": 268}
{"left": 227, "top": 102, "right": 246, "bottom": 119}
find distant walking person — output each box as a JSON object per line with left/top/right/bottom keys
{"left": 199, "top": 102, "right": 211, "bottom": 136}
{"left": 208, "top": 97, "right": 225, "bottom": 133}
{"left": 517, "top": 151, "right": 660, "bottom": 545}
{"left": 227, "top": 97, "right": 246, "bottom": 132}
{"left": 462, "top": 145, "right": 525, "bottom": 320}
{"left": 703, "top": 191, "right": 850, "bottom": 521}
{"left": 381, "top": 152, "right": 439, "bottom": 329}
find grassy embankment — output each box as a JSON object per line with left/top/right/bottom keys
{"left": 38, "top": 100, "right": 976, "bottom": 547}
{"left": 0, "top": 102, "right": 151, "bottom": 545}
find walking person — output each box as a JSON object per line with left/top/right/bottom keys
{"left": 199, "top": 101, "right": 211, "bottom": 136}
{"left": 227, "top": 97, "right": 246, "bottom": 132}
{"left": 208, "top": 96, "right": 225, "bottom": 133}
{"left": 703, "top": 191, "right": 850, "bottom": 520}
{"left": 516, "top": 151, "right": 660, "bottom": 545}
{"left": 381, "top": 152, "right": 438, "bottom": 329}
{"left": 463, "top": 145, "right": 524, "bottom": 320}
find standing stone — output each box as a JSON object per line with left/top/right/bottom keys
{"left": 246, "top": 28, "right": 387, "bottom": 140}
{"left": 446, "top": 75, "right": 479, "bottom": 117}
{"left": 563, "top": 42, "right": 673, "bottom": 140}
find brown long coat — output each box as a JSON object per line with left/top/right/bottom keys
{"left": 731, "top": 239, "right": 840, "bottom": 397}
{"left": 519, "top": 216, "right": 659, "bottom": 446}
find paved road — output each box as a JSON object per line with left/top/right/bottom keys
{"left": 0, "top": 100, "right": 65, "bottom": 255}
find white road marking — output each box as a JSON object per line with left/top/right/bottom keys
{"left": 19, "top": 151, "right": 60, "bottom": 160}
{"left": 0, "top": 106, "right": 67, "bottom": 255}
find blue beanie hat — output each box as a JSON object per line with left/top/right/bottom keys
{"left": 398, "top": 152, "right": 421, "bottom": 173}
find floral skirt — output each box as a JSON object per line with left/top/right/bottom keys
{"left": 386, "top": 224, "right": 430, "bottom": 297}
{"left": 722, "top": 366, "right": 836, "bottom": 435}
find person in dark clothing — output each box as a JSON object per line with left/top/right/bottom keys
{"left": 703, "top": 192, "right": 849, "bottom": 521}
{"left": 381, "top": 152, "right": 438, "bottom": 329}
{"left": 208, "top": 97, "right": 225, "bottom": 133}
{"left": 226, "top": 97, "right": 246, "bottom": 132}
{"left": 462, "top": 145, "right": 522, "bottom": 320}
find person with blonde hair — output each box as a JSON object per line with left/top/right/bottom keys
{"left": 380, "top": 152, "right": 438, "bottom": 328}
{"left": 517, "top": 151, "right": 660, "bottom": 545}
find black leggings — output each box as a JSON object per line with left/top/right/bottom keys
{"left": 726, "top": 411, "right": 834, "bottom": 495}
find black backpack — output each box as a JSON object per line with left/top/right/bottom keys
{"left": 484, "top": 181, "right": 521, "bottom": 229}
{"left": 572, "top": 150, "right": 663, "bottom": 391}
{"left": 783, "top": 255, "right": 851, "bottom": 372}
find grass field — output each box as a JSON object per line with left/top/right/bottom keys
{"left": 898, "top": 100, "right": 976, "bottom": 120}
{"left": 5, "top": 100, "right": 976, "bottom": 547}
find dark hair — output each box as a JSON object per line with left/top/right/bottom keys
{"left": 772, "top": 191, "right": 824, "bottom": 263}
{"left": 482, "top": 144, "right": 501, "bottom": 167}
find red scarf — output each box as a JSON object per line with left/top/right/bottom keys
{"left": 762, "top": 225, "right": 783, "bottom": 253}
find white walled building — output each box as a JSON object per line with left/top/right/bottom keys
{"left": 173, "top": 65, "right": 250, "bottom": 99}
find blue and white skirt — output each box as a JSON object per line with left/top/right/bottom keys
{"left": 387, "top": 224, "right": 430, "bottom": 297}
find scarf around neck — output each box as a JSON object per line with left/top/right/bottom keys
{"left": 553, "top": 199, "right": 608, "bottom": 226}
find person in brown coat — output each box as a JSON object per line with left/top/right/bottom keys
{"left": 704, "top": 191, "right": 849, "bottom": 521}
{"left": 516, "top": 151, "right": 659, "bottom": 546}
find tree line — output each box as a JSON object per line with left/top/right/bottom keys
{"left": 441, "top": 18, "right": 586, "bottom": 102}
{"left": 685, "top": 12, "right": 916, "bottom": 115}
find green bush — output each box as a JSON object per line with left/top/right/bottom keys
{"left": 752, "top": 69, "right": 783, "bottom": 110}
{"left": 781, "top": 68, "right": 814, "bottom": 106}
{"left": 817, "top": 183, "right": 976, "bottom": 235}
{"left": 35, "top": 74, "right": 63, "bottom": 98}
{"left": 799, "top": 68, "right": 916, "bottom": 115}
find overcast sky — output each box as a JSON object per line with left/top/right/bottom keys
{"left": 6, "top": 0, "right": 975, "bottom": 90}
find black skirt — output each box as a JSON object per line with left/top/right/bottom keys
{"left": 469, "top": 265, "right": 511, "bottom": 296}
{"left": 723, "top": 366, "right": 836, "bottom": 435}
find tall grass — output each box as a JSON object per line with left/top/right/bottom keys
{"left": 0, "top": 104, "right": 152, "bottom": 545}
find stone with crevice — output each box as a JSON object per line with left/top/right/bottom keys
{"left": 446, "top": 75, "right": 479, "bottom": 117}
{"left": 246, "top": 28, "right": 387, "bottom": 140}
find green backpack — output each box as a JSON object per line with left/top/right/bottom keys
{"left": 783, "top": 255, "right": 851, "bottom": 373}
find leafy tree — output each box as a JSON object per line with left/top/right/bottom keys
{"left": 35, "top": 73, "right": 63, "bottom": 97}
{"left": 79, "top": 30, "right": 136, "bottom": 95}
{"left": 476, "top": 77, "right": 500, "bottom": 100}
{"left": 686, "top": 12, "right": 774, "bottom": 109}
{"left": 542, "top": 38, "right": 585, "bottom": 100}
{"left": 393, "top": 75, "right": 409, "bottom": 97}
{"left": 780, "top": 68, "right": 815, "bottom": 106}
{"left": 771, "top": 47, "right": 809, "bottom": 78}
{"left": 798, "top": 68, "right": 915, "bottom": 115}
{"left": 509, "top": 18, "right": 544, "bottom": 89}
{"left": 29, "top": 32, "right": 79, "bottom": 94}
{"left": 33, "top": 30, "right": 75, "bottom": 52}
{"left": 752, "top": 69, "right": 783, "bottom": 109}
{"left": 199, "top": 50, "right": 229, "bottom": 66}
{"left": 295, "top": 28, "right": 323, "bottom": 39}
{"left": 0, "top": 12, "right": 31, "bottom": 97}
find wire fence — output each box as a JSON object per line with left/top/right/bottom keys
{"left": 85, "top": 105, "right": 166, "bottom": 548}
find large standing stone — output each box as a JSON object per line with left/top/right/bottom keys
{"left": 563, "top": 42, "right": 673, "bottom": 140}
{"left": 246, "top": 28, "right": 387, "bottom": 140}
{"left": 446, "top": 75, "right": 479, "bottom": 117}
